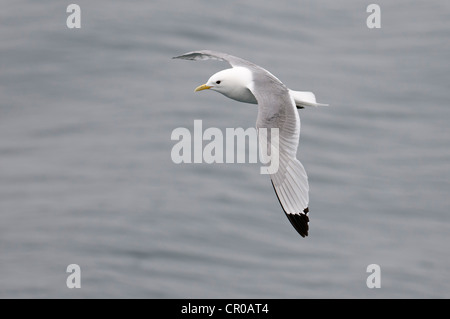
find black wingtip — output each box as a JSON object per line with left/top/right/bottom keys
{"left": 270, "top": 181, "right": 310, "bottom": 238}
{"left": 285, "top": 209, "right": 309, "bottom": 238}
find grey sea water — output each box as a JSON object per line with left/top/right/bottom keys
{"left": 1, "top": 0, "right": 449, "bottom": 298}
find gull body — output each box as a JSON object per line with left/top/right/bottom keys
{"left": 173, "top": 50, "right": 328, "bottom": 237}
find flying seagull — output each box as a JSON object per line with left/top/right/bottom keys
{"left": 173, "top": 50, "right": 328, "bottom": 237}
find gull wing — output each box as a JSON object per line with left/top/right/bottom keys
{"left": 173, "top": 50, "right": 255, "bottom": 68}
{"left": 250, "top": 72, "right": 310, "bottom": 237}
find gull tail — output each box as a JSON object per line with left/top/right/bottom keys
{"left": 289, "top": 90, "right": 329, "bottom": 109}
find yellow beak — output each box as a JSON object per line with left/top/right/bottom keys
{"left": 194, "top": 84, "right": 212, "bottom": 92}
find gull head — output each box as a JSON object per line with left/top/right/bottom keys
{"left": 194, "top": 67, "right": 257, "bottom": 104}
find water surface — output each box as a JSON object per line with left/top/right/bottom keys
{"left": 1, "top": 0, "right": 449, "bottom": 298}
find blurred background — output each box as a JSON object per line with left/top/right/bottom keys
{"left": 0, "top": 0, "right": 449, "bottom": 298}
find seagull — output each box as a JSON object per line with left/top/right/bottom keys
{"left": 173, "top": 50, "right": 328, "bottom": 237}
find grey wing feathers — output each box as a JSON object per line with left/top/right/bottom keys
{"left": 172, "top": 50, "right": 253, "bottom": 68}
{"left": 173, "top": 50, "right": 282, "bottom": 86}
{"left": 251, "top": 77, "right": 310, "bottom": 237}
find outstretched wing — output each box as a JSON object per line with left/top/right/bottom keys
{"left": 173, "top": 50, "right": 257, "bottom": 69}
{"left": 250, "top": 69, "right": 310, "bottom": 237}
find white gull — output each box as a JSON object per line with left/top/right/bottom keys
{"left": 173, "top": 50, "right": 328, "bottom": 237}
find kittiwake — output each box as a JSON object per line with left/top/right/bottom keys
{"left": 173, "top": 50, "right": 328, "bottom": 238}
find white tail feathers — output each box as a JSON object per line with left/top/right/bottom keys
{"left": 289, "top": 90, "right": 329, "bottom": 108}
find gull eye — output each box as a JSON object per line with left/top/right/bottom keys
{"left": 216, "top": 80, "right": 221, "bottom": 84}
